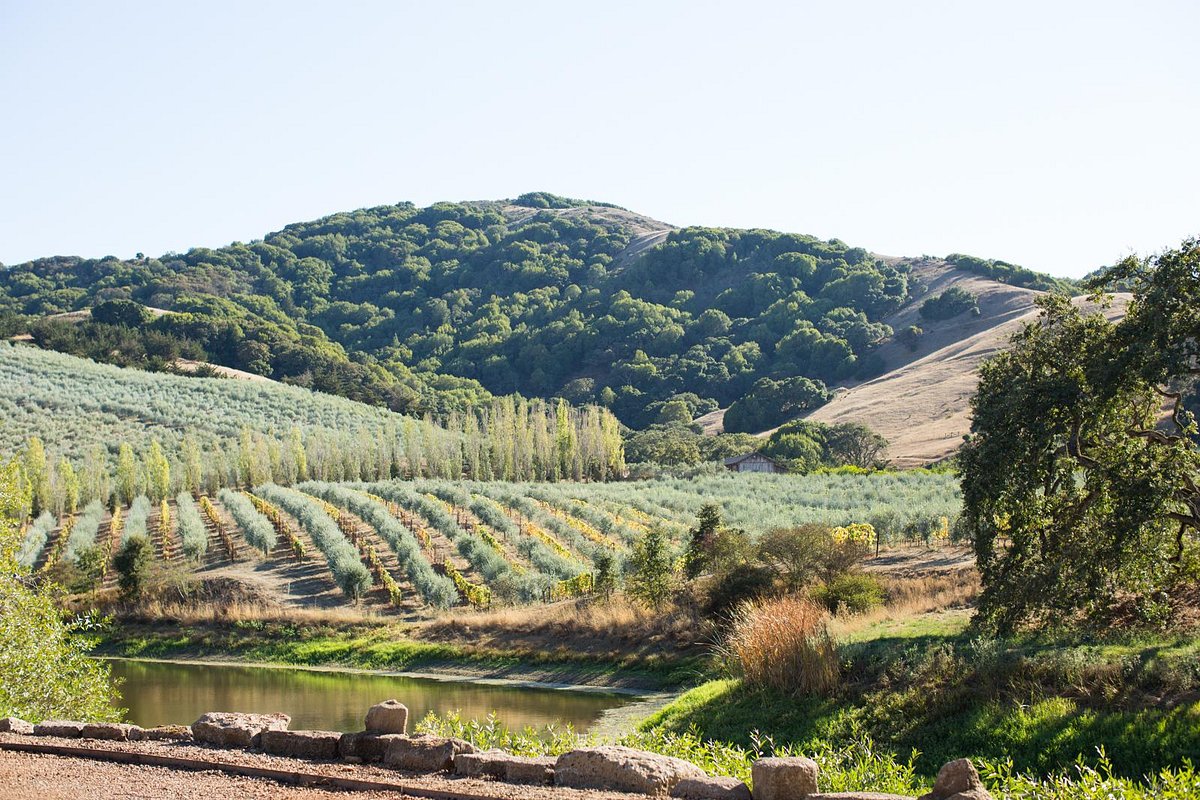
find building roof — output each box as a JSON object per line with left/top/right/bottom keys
{"left": 723, "top": 451, "right": 780, "bottom": 467}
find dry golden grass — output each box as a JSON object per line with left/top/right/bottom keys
{"left": 719, "top": 596, "right": 840, "bottom": 695}
{"left": 420, "top": 595, "right": 705, "bottom": 660}
{"left": 827, "top": 568, "right": 979, "bottom": 639}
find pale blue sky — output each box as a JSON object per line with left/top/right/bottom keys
{"left": 2, "top": 1, "right": 1196, "bottom": 278}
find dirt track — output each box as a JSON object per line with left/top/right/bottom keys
{"left": 0, "top": 734, "right": 646, "bottom": 800}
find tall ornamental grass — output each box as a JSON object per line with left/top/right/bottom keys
{"left": 720, "top": 596, "right": 840, "bottom": 695}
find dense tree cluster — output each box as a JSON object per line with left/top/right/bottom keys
{"left": 0, "top": 196, "right": 925, "bottom": 427}
{"left": 919, "top": 286, "right": 979, "bottom": 321}
{"left": 943, "top": 253, "right": 1074, "bottom": 292}
{"left": 961, "top": 240, "right": 1200, "bottom": 633}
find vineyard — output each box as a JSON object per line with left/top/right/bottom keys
{"left": 19, "top": 471, "right": 959, "bottom": 614}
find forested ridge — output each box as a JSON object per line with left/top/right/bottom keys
{"left": 0, "top": 191, "right": 1066, "bottom": 430}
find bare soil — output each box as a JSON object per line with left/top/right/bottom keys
{"left": 0, "top": 734, "right": 648, "bottom": 800}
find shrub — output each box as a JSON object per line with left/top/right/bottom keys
{"left": 304, "top": 482, "right": 456, "bottom": 608}
{"left": 17, "top": 511, "right": 55, "bottom": 568}
{"left": 626, "top": 526, "right": 678, "bottom": 609}
{"left": 705, "top": 563, "right": 776, "bottom": 617}
{"left": 113, "top": 534, "right": 153, "bottom": 598}
{"left": 174, "top": 492, "right": 208, "bottom": 559}
{"left": 757, "top": 524, "right": 870, "bottom": 591}
{"left": 256, "top": 484, "right": 370, "bottom": 599}
{"left": 65, "top": 500, "right": 105, "bottom": 563}
{"left": 122, "top": 495, "right": 151, "bottom": 542}
{"left": 920, "top": 286, "right": 979, "bottom": 320}
{"left": 0, "top": 460, "right": 120, "bottom": 722}
{"left": 720, "top": 596, "right": 839, "bottom": 695}
{"left": 217, "top": 489, "right": 277, "bottom": 554}
{"left": 812, "top": 573, "right": 884, "bottom": 614}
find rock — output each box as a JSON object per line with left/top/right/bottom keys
{"left": 80, "top": 723, "right": 144, "bottom": 742}
{"left": 260, "top": 729, "right": 341, "bottom": 760}
{"left": 384, "top": 735, "right": 477, "bottom": 772}
{"left": 505, "top": 755, "right": 557, "bottom": 785}
{"left": 555, "top": 745, "right": 707, "bottom": 795}
{"left": 365, "top": 700, "right": 409, "bottom": 734}
{"left": 143, "top": 725, "right": 193, "bottom": 742}
{"left": 0, "top": 717, "right": 34, "bottom": 735}
{"left": 751, "top": 756, "right": 820, "bottom": 800}
{"left": 32, "top": 720, "right": 85, "bottom": 738}
{"left": 808, "top": 794, "right": 916, "bottom": 799}
{"left": 454, "top": 748, "right": 515, "bottom": 778}
{"left": 339, "top": 732, "right": 405, "bottom": 762}
{"left": 672, "top": 775, "right": 752, "bottom": 800}
{"left": 917, "top": 759, "right": 988, "bottom": 800}
{"left": 191, "top": 712, "right": 290, "bottom": 749}
{"left": 945, "top": 792, "right": 991, "bottom": 800}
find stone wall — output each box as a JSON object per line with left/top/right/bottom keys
{"left": 0, "top": 703, "right": 993, "bottom": 800}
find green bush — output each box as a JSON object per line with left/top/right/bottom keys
{"left": 811, "top": 573, "right": 884, "bottom": 614}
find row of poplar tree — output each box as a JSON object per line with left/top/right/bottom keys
{"left": 11, "top": 397, "right": 627, "bottom": 519}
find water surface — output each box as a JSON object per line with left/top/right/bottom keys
{"left": 107, "top": 659, "right": 631, "bottom": 732}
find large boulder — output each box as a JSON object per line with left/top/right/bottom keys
{"left": 191, "top": 712, "right": 290, "bottom": 749}
{"left": 384, "top": 735, "right": 477, "bottom": 772}
{"left": 751, "top": 756, "right": 820, "bottom": 800}
{"left": 555, "top": 745, "right": 707, "bottom": 795}
{"left": 261, "top": 729, "right": 341, "bottom": 760}
{"left": 142, "top": 725, "right": 193, "bottom": 742}
{"left": 0, "top": 717, "right": 33, "bottom": 735}
{"left": 505, "top": 755, "right": 557, "bottom": 785}
{"left": 671, "top": 775, "right": 752, "bottom": 800}
{"left": 365, "top": 700, "right": 409, "bottom": 734}
{"left": 918, "top": 759, "right": 990, "bottom": 800}
{"left": 32, "top": 720, "right": 85, "bottom": 738}
{"left": 80, "top": 723, "right": 144, "bottom": 742}
{"left": 339, "top": 732, "right": 405, "bottom": 762}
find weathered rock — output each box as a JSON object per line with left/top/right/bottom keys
{"left": 671, "top": 775, "right": 752, "bottom": 800}
{"left": 917, "top": 759, "right": 988, "bottom": 800}
{"left": 32, "top": 720, "right": 85, "bottom": 738}
{"left": 504, "top": 755, "right": 557, "bottom": 785}
{"left": 191, "top": 712, "right": 290, "bottom": 749}
{"left": 0, "top": 717, "right": 34, "bottom": 735}
{"left": 260, "top": 729, "right": 341, "bottom": 760}
{"left": 808, "top": 794, "right": 916, "bottom": 799}
{"left": 555, "top": 745, "right": 707, "bottom": 795}
{"left": 142, "top": 725, "right": 193, "bottom": 742}
{"left": 365, "top": 700, "right": 409, "bottom": 734}
{"left": 751, "top": 756, "right": 820, "bottom": 800}
{"left": 455, "top": 749, "right": 516, "bottom": 778}
{"left": 80, "top": 723, "right": 144, "bottom": 742}
{"left": 338, "top": 732, "right": 405, "bottom": 762}
{"left": 384, "top": 735, "right": 477, "bottom": 772}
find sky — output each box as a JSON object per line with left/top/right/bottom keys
{"left": 1, "top": 1, "right": 1197, "bottom": 278}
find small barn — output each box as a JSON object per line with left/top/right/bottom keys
{"left": 723, "top": 452, "right": 784, "bottom": 474}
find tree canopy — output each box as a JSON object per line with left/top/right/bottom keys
{"left": 961, "top": 240, "right": 1200, "bottom": 633}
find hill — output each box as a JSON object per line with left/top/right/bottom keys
{"left": 0, "top": 192, "right": 1073, "bottom": 439}
{"left": 697, "top": 258, "right": 1123, "bottom": 465}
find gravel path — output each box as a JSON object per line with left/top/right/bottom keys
{"left": 0, "top": 733, "right": 645, "bottom": 800}
{"left": 0, "top": 749, "right": 399, "bottom": 799}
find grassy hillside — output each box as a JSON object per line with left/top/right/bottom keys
{"left": 0, "top": 192, "right": 1070, "bottom": 431}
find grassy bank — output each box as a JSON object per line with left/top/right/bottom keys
{"left": 639, "top": 622, "right": 1200, "bottom": 781}
{"left": 94, "top": 618, "right": 702, "bottom": 690}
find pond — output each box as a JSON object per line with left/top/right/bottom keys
{"left": 106, "top": 659, "right": 633, "bottom": 733}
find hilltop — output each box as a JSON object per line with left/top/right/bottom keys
{"left": 0, "top": 192, "right": 1079, "bottom": 463}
